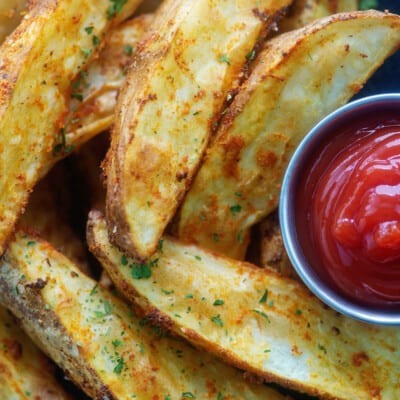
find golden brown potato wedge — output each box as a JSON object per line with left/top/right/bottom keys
{"left": 105, "top": 0, "right": 293, "bottom": 262}
{"left": 279, "top": 0, "right": 358, "bottom": 32}
{"left": 0, "top": 0, "right": 27, "bottom": 44}
{"left": 88, "top": 211, "right": 400, "bottom": 400}
{"left": 177, "top": 10, "right": 400, "bottom": 259}
{"left": 0, "top": 305, "right": 72, "bottom": 400}
{"left": 0, "top": 0, "right": 142, "bottom": 255}
{"left": 0, "top": 227, "right": 291, "bottom": 400}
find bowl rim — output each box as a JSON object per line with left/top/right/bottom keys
{"left": 279, "top": 93, "right": 400, "bottom": 326}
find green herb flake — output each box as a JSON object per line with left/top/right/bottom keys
{"left": 259, "top": 289, "right": 268, "bottom": 303}
{"left": 264, "top": 349, "right": 271, "bottom": 353}
{"left": 252, "top": 309, "right": 271, "bottom": 323}
{"left": 162, "top": 289, "right": 174, "bottom": 295}
{"left": 131, "top": 258, "right": 158, "bottom": 280}
{"left": 53, "top": 128, "right": 75, "bottom": 155}
{"left": 210, "top": 314, "right": 223, "bottom": 327}
{"left": 218, "top": 54, "right": 231, "bottom": 65}
{"left": 107, "top": 0, "right": 128, "bottom": 19}
{"left": 27, "top": 240, "right": 36, "bottom": 246}
{"left": 84, "top": 26, "right": 94, "bottom": 34}
{"left": 112, "top": 339, "right": 122, "bottom": 348}
{"left": 124, "top": 44, "right": 133, "bottom": 56}
{"left": 295, "top": 309, "right": 302, "bottom": 315}
{"left": 213, "top": 299, "right": 224, "bottom": 306}
{"left": 182, "top": 392, "right": 196, "bottom": 399}
{"left": 186, "top": 294, "right": 193, "bottom": 299}
{"left": 246, "top": 49, "right": 256, "bottom": 61}
{"left": 90, "top": 284, "right": 98, "bottom": 296}
{"left": 165, "top": 396, "right": 172, "bottom": 400}
{"left": 113, "top": 357, "right": 125, "bottom": 374}
{"left": 237, "top": 230, "right": 244, "bottom": 244}
{"left": 158, "top": 239, "right": 164, "bottom": 253}
{"left": 318, "top": 343, "right": 327, "bottom": 354}
{"left": 71, "top": 92, "right": 83, "bottom": 101}
{"left": 94, "top": 300, "right": 113, "bottom": 319}
{"left": 80, "top": 47, "right": 93, "bottom": 59}
{"left": 93, "top": 35, "right": 101, "bottom": 46}
{"left": 359, "top": 0, "right": 378, "bottom": 10}
{"left": 217, "top": 392, "right": 223, "bottom": 400}
{"left": 194, "top": 255, "right": 202, "bottom": 261}
{"left": 121, "top": 254, "right": 129, "bottom": 266}
{"left": 213, "top": 233, "right": 219, "bottom": 242}
{"left": 230, "top": 204, "right": 242, "bottom": 215}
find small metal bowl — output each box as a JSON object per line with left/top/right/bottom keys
{"left": 279, "top": 93, "right": 400, "bottom": 325}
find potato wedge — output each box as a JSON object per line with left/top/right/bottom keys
{"left": 0, "top": 228, "right": 291, "bottom": 400}
{"left": 0, "top": 305, "right": 72, "bottom": 400}
{"left": 177, "top": 10, "right": 400, "bottom": 259}
{"left": 0, "top": 0, "right": 142, "bottom": 255}
{"left": 279, "top": 0, "right": 358, "bottom": 32}
{"left": 88, "top": 211, "right": 400, "bottom": 400}
{"left": 0, "top": 0, "right": 27, "bottom": 44}
{"left": 105, "top": 0, "right": 293, "bottom": 261}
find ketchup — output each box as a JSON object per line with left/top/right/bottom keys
{"left": 297, "top": 113, "right": 400, "bottom": 307}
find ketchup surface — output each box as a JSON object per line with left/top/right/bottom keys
{"left": 298, "top": 113, "right": 400, "bottom": 307}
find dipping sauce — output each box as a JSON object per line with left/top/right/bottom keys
{"left": 297, "top": 112, "right": 400, "bottom": 307}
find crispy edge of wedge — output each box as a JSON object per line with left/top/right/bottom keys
{"left": 88, "top": 210, "right": 400, "bottom": 400}
{"left": 0, "top": 305, "right": 72, "bottom": 400}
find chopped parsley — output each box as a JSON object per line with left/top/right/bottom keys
{"left": 121, "top": 254, "right": 129, "bottom": 266}
{"left": 107, "top": 0, "right": 127, "bottom": 19}
{"left": 246, "top": 49, "right": 256, "bottom": 61}
{"left": 84, "top": 26, "right": 94, "bottom": 34}
{"left": 182, "top": 392, "right": 196, "bottom": 398}
{"left": 230, "top": 204, "right": 242, "bottom": 215}
{"left": 131, "top": 258, "right": 158, "bottom": 279}
{"left": 113, "top": 356, "right": 125, "bottom": 374}
{"left": 213, "top": 299, "right": 224, "bottom": 306}
{"left": 53, "top": 128, "right": 74, "bottom": 155}
{"left": 93, "top": 300, "right": 113, "bottom": 319}
{"left": 124, "top": 44, "right": 134, "bottom": 56}
{"left": 210, "top": 314, "right": 223, "bottom": 327}
{"left": 259, "top": 289, "right": 268, "bottom": 303}
{"left": 252, "top": 309, "right": 271, "bottom": 323}
{"left": 218, "top": 54, "right": 231, "bottom": 65}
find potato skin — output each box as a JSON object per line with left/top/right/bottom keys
{"left": 177, "top": 10, "right": 400, "bottom": 259}
{"left": 0, "top": 305, "right": 73, "bottom": 400}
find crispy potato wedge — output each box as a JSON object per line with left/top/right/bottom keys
{"left": 0, "top": 305, "right": 72, "bottom": 400}
{"left": 105, "top": 0, "right": 293, "bottom": 261}
{"left": 177, "top": 10, "right": 400, "bottom": 259}
{"left": 0, "top": 228, "right": 290, "bottom": 400}
{"left": 88, "top": 211, "right": 400, "bottom": 400}
{"left": 279, "top": 0, "right": 358, "bottom": 32}
{"left": 0, "top": 0, "right": 27, "bottom": 44}
{"left": 0, "top": 0, "right": 143, "bottom": 255}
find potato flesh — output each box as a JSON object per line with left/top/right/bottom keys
{"left": 88, "top": 212, "right": 400, "bottom": 400}
{"left": 0, "top": 305, "right": 72, "bottom": 400}
{"left": 0, "top": 228, "right": 289, "bottom": 400}
{"left": 0, "top": 0, "right": 142, "bottom": 255}
{"left": 106, "top": 0, "right": 293, "bottom": 261}
{"left": 178, "top": 10, "right": 400, "bottom": 259}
